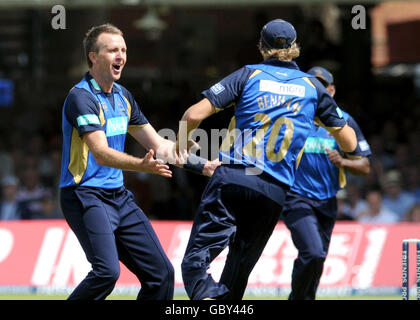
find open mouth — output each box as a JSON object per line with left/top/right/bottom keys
{"left": 112, "top": 64, "right": 122, "bottom": 72}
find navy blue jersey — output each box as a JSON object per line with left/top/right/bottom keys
{"left": 202, "top": 59, "right": 347, "bottom": 188}
{"left": 291, "top": 111, "right": 371, "bottom": 200}
{"left": 60, "top": 73, "right": 148, "bottom": 188}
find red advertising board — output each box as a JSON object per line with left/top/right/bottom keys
{"left": 0, "top": 220, "right": 419, "bottom": 293}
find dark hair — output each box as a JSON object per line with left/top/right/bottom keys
{"left": 83, "top": 23, "right": 123, "bottom": 68}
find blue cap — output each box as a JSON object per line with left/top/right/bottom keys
{"left": 307, "top": 66, "right": 334, "bottom": 84}
{"left": 260, "top": 19, "right": 297, "bottom": 49}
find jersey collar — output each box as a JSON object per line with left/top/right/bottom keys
{"left": 84, "top": 72, "right": 121, "bottom": 94}
{"left": 261, "top": 59, "right": 299, "bottom": 70}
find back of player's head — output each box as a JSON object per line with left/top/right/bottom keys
{"left": 258, "top": 19, "right": 300, "bottom": 61}
{"left": 260, "top": 19, "right": 297, "bottom": 49}
{"left": 83, "top": 23, "right": 123, "bottom": 68}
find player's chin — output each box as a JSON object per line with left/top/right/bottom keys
{"left": 112, "top": 72, "right": 122, "bottom": 81}
{"left": 111, "top": 67, "right": 124, "bottom": 80}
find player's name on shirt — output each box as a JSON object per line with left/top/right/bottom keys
{"left": 256, "top": 94, "right": 303, "bottom": 113}
{"left": 256, "top": 81, "right": 306, "bottom": 112}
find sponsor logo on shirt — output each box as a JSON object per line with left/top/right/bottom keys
{"left": 210, "top": 83, "right": 225, "bottom": 95}
{"left": 304, "top": 137, "right": 336, "bottom": 154}
{"left": 106, "top": 116, "right": 128, "bottom": 137}
{"left": 76, "top": 114, "right": 100, "bottom": 127}
{"left": 359, "top": 140, "right": 370, "bottom": 152}
{"left": 259, "top": 80, "right": 305, "bottom": 97}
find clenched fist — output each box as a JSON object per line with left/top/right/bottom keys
{"left": 325, "top": 148, "right": 344, "bottom": 168}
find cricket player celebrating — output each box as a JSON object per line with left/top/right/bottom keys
{"left": 177, "top": 19, "right": 357, "bottom": 300}
{"left": 282, "top": 66, "right": 371, "bottom": 300}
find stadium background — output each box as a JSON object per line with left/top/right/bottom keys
{"left": 0, "top": 0, "right": 419, "bottom": 299}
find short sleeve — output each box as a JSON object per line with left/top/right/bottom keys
{"left": 202, "top": 67, "right": 254, "bottom": 110}
{"left": 120, "top": 87, "right": 148, "bottom": 126}
{"left": 310, "top": 77, "right": 347, "bottom": 132}
{"left": 64, "top": 88, "right": 103, "bottom": 136}
{"left": 345, "top": 115, "right": 372, "bottom": 157}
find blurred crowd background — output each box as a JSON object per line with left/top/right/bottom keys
{"left": 0, "top": 1, "right": 419, "bottom": 223}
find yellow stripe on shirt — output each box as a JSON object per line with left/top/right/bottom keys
{"left": 68, "top": 128, "right": 89, "bottom": 185}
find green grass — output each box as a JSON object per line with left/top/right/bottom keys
{"left": 0, "top": 294, "right": 403, "bottom": 300}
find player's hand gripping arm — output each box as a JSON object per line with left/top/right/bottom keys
{"left": 325, "top": 148, "right": 370, "bottom": 176}
{"left": 83, "top": 130, "right": 172, "bottom": 178}
{"left": 129, "top": 122, "right": 221, "bottom": 177}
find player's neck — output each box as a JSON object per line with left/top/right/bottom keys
{"left": 89, "top": 69, "right": 114, "bottom": 93}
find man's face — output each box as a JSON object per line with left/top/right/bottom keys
{"left": 325, "top": 84, "right": 336, "bottom": 97}
{"left": 317, "top": 77, "right": 336, "bottom": 97}
{"left": 90, "top": 33, "right": 127, "bottom": 82}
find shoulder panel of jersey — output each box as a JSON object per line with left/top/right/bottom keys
{"left": 73, "top": 78, "right": 106, "bottom": 127}
{"left": 202, "top": 67, "right": 256, "bottom": 111}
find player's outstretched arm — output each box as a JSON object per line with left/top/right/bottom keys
{"left": 177, "top": 98, "right": 217, "bottom": 153}
{"left": 82, "top": 130, "right": 172, "bottom": 177}
{"left": 140, "top": 149, "right": 172, "bottom": 178}
{"left": 129, "top": 123, "right": 182, "bottom": 164}
{"left": 129, "top": 123, "right": 220, "bottom": 177}
{"left": 176, "top": 98, "right": 220, "bottom": 176}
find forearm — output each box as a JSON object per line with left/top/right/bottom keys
{"left": 177, "top": 112, "right": 202, "bottom": 152}
{"left": 341, "top": 157, "right": 370, "bottom": 176}
{"left": 332, "top": 124, "right": 357, "bottom": 153}
{"left": 128, "top": 122, "right": 215, "bottom": 175}
{"left": 92, "top": 146, "right": 144, "bottom": 171}
{"left": 154, "top": 137, "right": 183, "bottom": 166}
{"left": 160, "top": 138, "right": 220, "bottom": 177}
{"left": 93, "top": 146, "right": 172, "bottom": 177}
{"left": 83, "top": 129, "right": 171, "bottom": 176}
{"left": 177, "top": 98, "right": 216, "bottom": 151}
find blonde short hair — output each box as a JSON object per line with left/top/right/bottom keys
{"left": 258, "top": 41, "right": 300, "bottom": 61}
